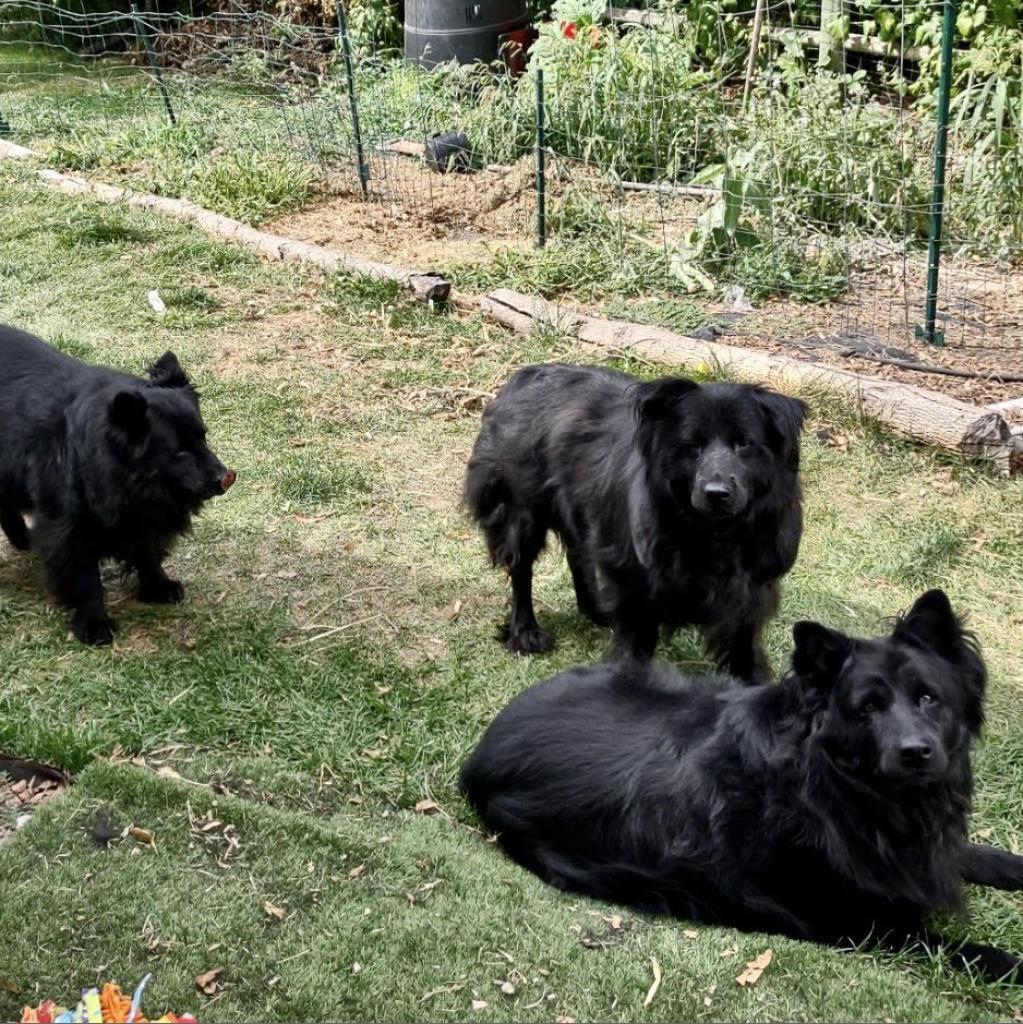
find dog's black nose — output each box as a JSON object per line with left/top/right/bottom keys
{"left": 702, "top": 482, "right": 733, "bottom": 507}
{"left": 899, "top": 741, "right": 933, "bottom": 767}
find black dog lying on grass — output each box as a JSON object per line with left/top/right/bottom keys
{"left": 0, "top": 323, "right": 235, "bottom": 645}
{"left": 461, "top": 590, "right": 1023, "bottom": 982}
{"left": 464, "top": 363, "right": 805, "bottom": 680}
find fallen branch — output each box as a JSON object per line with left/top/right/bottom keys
{"left": 619, "top": 179, "right": 719, "bottom": 198}
{"left": 849, "top": 351, "right": 1023, "bottom": 384}
{"left": 480, "top": 288, "right": 1020, "bottom": 475}
{"left": 0, "top": 141, "right": 450, "bottom": 303}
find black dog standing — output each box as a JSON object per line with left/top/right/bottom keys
{"left": 0, "top": 324, "right": 235, "bottom": 645}
{"left": 462, "top": 590, "right": 1023, "bottom": 983}
{"left": 465, "top": 363, "right": 805, "bottom": 680}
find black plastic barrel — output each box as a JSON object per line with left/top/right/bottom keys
{"left": 405, "top": 0, "right": 529, "bottom": 68}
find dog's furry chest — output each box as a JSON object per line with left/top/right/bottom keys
{"left": 638, "top": 539, "right": 755, "bottom": 624}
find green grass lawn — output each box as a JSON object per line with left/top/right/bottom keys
{"left": 1, "top": 148, "right": 1023, "bottom": 1023}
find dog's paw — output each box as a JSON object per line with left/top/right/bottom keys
{"left": 503, "top": 625, "right": 556, "bottom": 656}
{"left": 139, "top": 577, "right": 185, "bottom": 604}
{"left": 72, "top": 612, "right": 117, "bottom": 646}
{"left": 578, "top": 602, "right": 612, "bottom": 627}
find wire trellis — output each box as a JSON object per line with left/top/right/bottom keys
{"left": 1, "top": 0, "right": 1021, "bottom": 396}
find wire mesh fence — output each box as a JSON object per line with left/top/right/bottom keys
{"left": 1, "top": 0, "right": 1021, "bottom": 395}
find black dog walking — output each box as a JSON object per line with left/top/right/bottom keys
{"left": 0, "top": 324, "right": 235, "bottom": 645}
{"left": 465, "top": 363, "right": 805, "bottom": 679}
{"left": 461, "top": 589, "right": 1023, "bottom": 982}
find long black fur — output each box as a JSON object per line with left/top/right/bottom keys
{"left": 0, "top": 323, "right": 235, "bottom": 645}
{"left": 464, "top": 362, "right": 805, "bottom": 679}
{"left": 461, "top": 590, "right": 1023, "bottom": 983}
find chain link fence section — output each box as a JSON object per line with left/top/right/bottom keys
{"left": 1, "top": 1, "right": 1021, "bottom": 399}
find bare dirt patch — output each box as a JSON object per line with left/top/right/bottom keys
{"left": 0, "top": 757, "right": 67, "bottom": 842}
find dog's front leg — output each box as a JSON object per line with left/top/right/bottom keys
{"left": 962, "top": 842, "right": 1023, "bottom": 891}
{"left": 608, "top": 601, "right": 659, "bottom": 662}
{"left": 135, "top": 545, "right": 184, "bottom": 604}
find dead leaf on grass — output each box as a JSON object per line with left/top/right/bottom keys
{"left": 348, "top": 863, "right": 367, "bottom": 880}
{"left": 497, "top": 979, "right": 516, "bottom": 996}
{"left": 446, "top": 599, "right": 463, "bottom": 622}
{"left": 471, "top": 999, "right": 488, "bottom": 1011}
{"left": 263, "top": 902, "right": 286, "bottom": 921}
{"left": 683, "top": 928, "right": 699, "bottom": 939}
{"left": 195, "top": 967, "right": 224, "bottom": 995}
{"left": 129, "top": 826, "right": 156, "bottom": 850}
{"left": 414, "top": 799, "right": 440, "bottom": 815}
{"left": 643, "top": 957, "right": 662, "bottom": 1008}
{"left": 735, "top": 948, "right": 773, "bottom": 987}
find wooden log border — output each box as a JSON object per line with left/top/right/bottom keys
{"left": 479, "top": 289, "right": 1022, "bottom": 476}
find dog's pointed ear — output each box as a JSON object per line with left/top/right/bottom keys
{"left": 792, "top": 620, "right": 851, "bottom": 685}
{"left": 755, "top": 388, "right": 807, "bottom": 462}
{"left": 109, "top": 390, "right": 149, "bottom": 441}
{"left": 633, "top": 377, "right": 700, "bottom": 422}
{"left": 148, "top": 351, "right": 191, "bottom": 390}
{"left": 895, "top": 589, "right": 963, "bottom": 658}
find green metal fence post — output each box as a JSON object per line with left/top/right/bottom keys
{"left": 916, "top": 0, "right": 957, "bottom": 347}
{"left": 130, "top": 3, "right": 176, "bottom": 125}
{"left": 535, "top": 67, "right": 547, "bottom": 249}
{"left": 336, "top": 0, "right": 369, "bottom": 197}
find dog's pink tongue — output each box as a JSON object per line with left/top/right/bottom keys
{"left": 221, "top": 469, "right": 237, "bottom": 492}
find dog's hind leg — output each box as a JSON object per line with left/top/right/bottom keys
{"left": 493, "top": 514, "right": 554, "bottom": 656}
{"left": 40, "top": 533, "right": 115, "bottom": 645}
{"left": 962, "top": 842, "right": 1023, "bottom": 891}
{"left": 0, "top": 507, "right": 30, "bottom": 551}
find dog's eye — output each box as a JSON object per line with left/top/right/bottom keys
{"left": 918, "top": 692, "right": 937, "bottom": 708}
{"left": 859, "top": 698, "right": 882, "bottom": 716}
{"left": 735, "top": 443, "right": 757, "bottom": 456}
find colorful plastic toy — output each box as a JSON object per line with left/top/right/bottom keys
{"left": 20, "top": 975, "right": 197, "bottom": 1024}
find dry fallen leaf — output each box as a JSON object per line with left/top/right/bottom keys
{"left": 471, "top": 999, "right": 488, "bottom": 1011}
{"left": 348, "top": 864, "right": 366, "bottom": 880}
{"left": 643, "top": 957, "right": 662, "bottom": 1008}
{"left": 554, "top": 1017, "right": 576, "bottom": 1024}
{"left": 352, "top": 963, "right": 363, "bottom": 975}
{"left": 129, "top": 826, "right": 156, "bottom": 849}
{"left": 683, "top": 929, "right": 699, "bottom": 939}
{"left": 735, "top": 948, "right": 773, "bottom": 987}
{"left": 414, "top": 799, "right": 440, "bottom": 815}
{"left": 195, "top": 967, "right": 224, "bottom": 995}
{"left": 155, "top": 766, "right": 182, "bottom": 781}
{"left": 607, "top": 914, "right": 623, "bottom": 930}
{"left": 704, "top": 982, "right": 718, "bottom": 1008}
{"left": 276, "top": 570, "right": 298, "bottom": 580}
{"left": 263, "top": 902, "right": 286, "bottom": 921}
